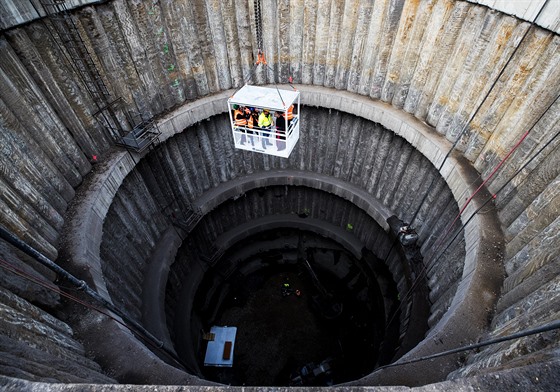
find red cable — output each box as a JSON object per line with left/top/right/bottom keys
{"left": 0, "top": 257, "right": 185, "bottom": 367}
{"left": 386, "top": 128, "right": 532, "bottom": 330}
{"left": 0, "top": 258, "right": 134, "bottom": 335}
{"left": 432, "top": 128, "right": 531, "bottom": 254}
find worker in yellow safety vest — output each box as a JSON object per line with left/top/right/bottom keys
{"left": 258, "top": 109, "right": 273, "bottom": 149}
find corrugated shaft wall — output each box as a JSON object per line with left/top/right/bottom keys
{"left": 0, "top": 0, "right": 558, "bottom": 385}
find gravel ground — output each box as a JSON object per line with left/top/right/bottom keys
{"left": 201, "top": 269, "right": 341, "bottom": 386}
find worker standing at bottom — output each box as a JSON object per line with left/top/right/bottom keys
{"left": 258, "top": 109, "right": 273, "bottom": 149}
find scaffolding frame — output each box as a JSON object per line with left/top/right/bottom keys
{"left": 40, "top": 0, "right": 160, "bottom": 152}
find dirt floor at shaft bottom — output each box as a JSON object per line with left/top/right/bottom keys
{"left": 202, "top": 270, "right": 341, "bottom": 386}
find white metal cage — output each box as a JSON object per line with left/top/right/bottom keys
{"left": 228, "top": 85, "right": 300, "bottom": 158}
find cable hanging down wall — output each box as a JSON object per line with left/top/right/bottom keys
{"left": 408, "top": 0, "right": 553, "bottom": 231}
{"left": 377, "top": 319, "right": 560, "bottom": 371}
{"left": 1, "top": 230, "right": 558, "bottom": 374}
{"left": 380, "top": 0, "right": 558, "bottom": 334}
{"left": 386, "top": 93, "right": 560, "bottom": 330}
{"left": 0, "top": 224, "right": 186, "bottom": 370}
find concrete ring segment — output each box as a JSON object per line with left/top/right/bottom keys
{"left": 63, "top": 86, "right": 503, "bottom": 386}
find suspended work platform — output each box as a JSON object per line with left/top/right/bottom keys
{"left": 228, "top": 85, "right": 300, "bottom": 158}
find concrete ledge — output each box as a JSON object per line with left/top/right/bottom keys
{"left": 213, "top": 214, "right": 365, "bottom": 259}
{"left": 63, "top": 87, "right": 503, "bottom": 385}
{"left": 193, "top": 169, "right": 392, "bottom": 231}
{"left": 64, "top": 150, "right": 137, "bottom": 301}
{"left": 2, "top": 358, "right": 558, "bottom": 391}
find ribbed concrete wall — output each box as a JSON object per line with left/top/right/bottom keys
{"left": 100, "top": 166, "right": 169, "bottom": 321}
{"left": 98, "top": 109, "right": 462, "bottom": 374}
{"left": 0, "top": 0, "right": 558, "bottom": 387}
{"left": 0, "top": 284, "right": 114, "bottom": 384}
{"left": 139, "top": 109, "right": 457, "bottom": 324}
{"left": 3, "top": 1, "right": 560, "bottom": 35}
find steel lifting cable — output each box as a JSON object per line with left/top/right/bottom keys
{"left": 384, "top": 94, "right": 560, "bottom": 332}
{"left": 239, "top": 0, "right": 265, "bottom": 86}
{"left": 233, "top": 0, "right": 292, "bottom": 108}
{"left": 254, "top": 0, "right": 264, "bottom": 59}
{"left": 230, "top": 0, "right": 264, "bottom": 92}
{"left": 253, "top": 0, "right": 289, "bottom": 106}
{"left": 407, "top": 0, "right": 552, "bottom": 230}
{"left": 381, "top": 0, "right": 556, "bottom": 324}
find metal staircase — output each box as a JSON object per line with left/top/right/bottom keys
{"left": 40, "top": 0, "right": 160, "bottom": 152}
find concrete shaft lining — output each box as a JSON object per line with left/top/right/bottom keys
{"left": 143, "top": 203, "right": 375, "bottom": 359}
{"left": 3, "top": 0, "right": 560, "bottom": 34}
{"left": 192, "top": 169, "right": 392, "bottom": 229}
{"left": 0, "top": 0, "right": 556, "bottom": 387}
{"left": 64, "top": 87, "right": 503, "bottom": 385}
{"left": 143, "top": 210, "right": 371, "bottom": 362}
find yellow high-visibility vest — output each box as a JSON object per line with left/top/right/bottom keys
{"left": 258, "top": 112, "right": 272, "bottom": 127}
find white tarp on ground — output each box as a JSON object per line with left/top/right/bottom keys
{"left": 203, "top": 326, "right": 237, "bottom": 367}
